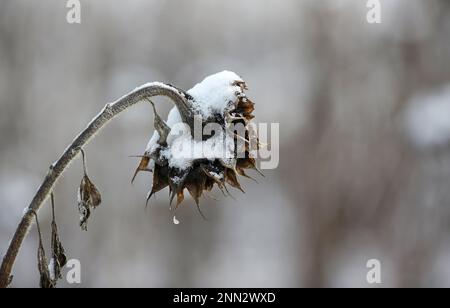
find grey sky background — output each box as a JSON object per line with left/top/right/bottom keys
{"left": 1, "top": 0, "right": 450, "bottom": 287}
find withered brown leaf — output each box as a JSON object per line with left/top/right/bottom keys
{"left": 38, "top": 245, "right": 54, "bottom": 288}
{"left": 50, "top": 193, "right": 67, "bottom": 281}
{"left": 33, "top": 211, "right": 55, "bottom": 288}
{"left": 78, "top": 174, "right": 102, "bottom": 231}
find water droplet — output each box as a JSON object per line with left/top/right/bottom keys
{"left": 173, "top": 216, "right": 180, "bottom": 225}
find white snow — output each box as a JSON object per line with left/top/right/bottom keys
{"left": 209, "top": 171, "right": 223, "bottom": 180}
{"left": 132, "top": 81, "right": 178, "bottom": 93}
{"left": 187, "top": 70, "right": 244, "bottom": 118}
{"left": 161, "top": 128, "right": 235, "bottom": 170}
{"left": 144, "top": 71, "right": 244, "bottom": 171}
{"left": 48, "top": 257, "right": 56, "bottom": 281}
{"left": 77, "top": 185, "right": 82, "bottom": 204}
{"left": 404, "top": 84, "right": 450, "bottom": 149}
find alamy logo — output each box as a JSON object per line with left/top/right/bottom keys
{"left": 66, "top": 0, "right": 81, "bottom": 24}
{"left": 65, "top": 259, "right": 81, "bottom": 284}
{"left": 366, "top": 259, "right": 382, "bottom": 284}
{"left": 366, "top": 0, "right": 382, "bottom": 24}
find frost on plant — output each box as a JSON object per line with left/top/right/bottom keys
{"left": 133, "top": 71, "right": 261, "bottom": 215}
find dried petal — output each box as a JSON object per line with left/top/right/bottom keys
{"left": 201, "top": 164, "right": 228, "bottom": 196}
{"left": 131, "top": 155, "right": 150, "bottom": 184}
{"left": 168, "top": 168, "right": 189, "bottom": 207}
{"left": 176, "top": 190, "right": 185, "bottom": 207}
{"left": 146, "top": 164, "right": 169, "bottom": 205}
{"left": 186, "top": 180, "right": 202, "bottom": 205}
{"left": 232, "top": 80, "right": 248, "bottom": 91}
{"left": 236, "top": 167, "right": 258, "bottom": 183}
{"left": 237, "top": 157, "right": 265, "bottom": 177}
{"left": 148, "top": 99, "right": 170, "bottom": 146}
{"left": 224, "top": 168, "right": 245, "bottom": 193}
{"left": 235, "top": 99, "right": 255, "bottom": 117}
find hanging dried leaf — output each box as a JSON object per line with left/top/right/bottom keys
{"left": 78, "top": 174, "right": 101, "bottom": 230}
{"left": 77, "top": 149, "right": 102, "bottom": 231}
{"left": 38, "top": 247, "right": 54, "bottom": 288}
{"left": 50, "top": 193, "right": 67, "bottom": 281}
{"left": 33, "top": 211, "right": 55, "bottom": 288}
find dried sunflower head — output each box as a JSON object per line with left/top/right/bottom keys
{"left": 133, "top": 71, "right": 261, "bottom": 215}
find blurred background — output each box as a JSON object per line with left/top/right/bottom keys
{"left": 1, "top": 0, "right": 450, "bottom": 287}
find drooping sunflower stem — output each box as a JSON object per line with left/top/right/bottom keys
{"left": 0, "top": 82, "right": 192, "bottom": 288}
{"left": 0, "top": 72, "right": 260, "bottom": 288}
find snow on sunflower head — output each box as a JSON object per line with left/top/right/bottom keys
{"left": 132, "top": 71, "right": 262, "bottom": 217}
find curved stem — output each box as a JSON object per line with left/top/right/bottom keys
{"left": 80, "top": 148, "right": 88, "bottom": 176}
{"left": 0, "top": 82, "right": 189, "bottom": 287}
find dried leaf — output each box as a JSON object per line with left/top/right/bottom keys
{"left": 34, "top": 212, "right": 55, "bottom": 288}
{"left": 78, "top": 174, "right": 102, "bottom": 231}
{"left": 50, "top": 194, "right": 67, "bottom": 281}
{"left": 38, "top": 245, "right": 54, "bottom": 288}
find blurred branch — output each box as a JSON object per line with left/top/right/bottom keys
{"left": 0, "top": 83, "right": 190, "bottom": 288}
